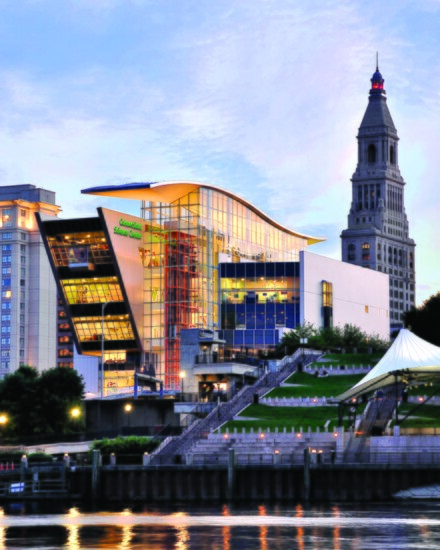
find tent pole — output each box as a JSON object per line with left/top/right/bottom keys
{"left": 395, "top": 373, "right": 399, "bottom": 425}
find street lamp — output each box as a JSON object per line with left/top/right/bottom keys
{"left": 101, "top": 301, "right": 113, "bottom": 399}
{"left": 179, "top": 371, "right": 186, "bottom": 401}
{"left": 70, "top": 407, "right": 80, "bottom": 431}
{"left": 299, "top": 337, "right": 308, "bottom": 372}
{"left": 124, "top": 403, "right": 132, "bottom": 429}
{"left": 0, "top": 414, "right": 8, "bottom": 442}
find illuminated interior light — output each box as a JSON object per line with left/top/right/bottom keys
{"left": 259, "top": 433, "right": 265, "bottom": 439}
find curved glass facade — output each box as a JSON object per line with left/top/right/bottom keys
{"left": 141, "top": 187, "right": 311, "bottom": 389}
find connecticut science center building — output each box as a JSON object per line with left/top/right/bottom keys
{"left": 37, "top": 181, "right": 389, "bottom": 397}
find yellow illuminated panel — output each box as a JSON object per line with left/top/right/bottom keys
{"left": 322, "top": 281, "right": 333, "bottom": 307}
{"left": 73, "top": 315, "right": 134, "bottom": 342}
{"left": 61, "top": 277, "right": 123, "bottom": 304}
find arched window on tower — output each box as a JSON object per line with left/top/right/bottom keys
{"left": 377, "top": 242, "right": 381, "bottom": 261}
{"left": 347, "top": 243, "right": 356, "bottom": 261}
{"left": 390, "top": 144, "right": 395, "bottom": 165}
{"left": 367, "top": 144, "right": 377, "bottom": 164}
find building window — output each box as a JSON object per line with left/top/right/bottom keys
{"left": 367, "top": 144, "right": 377, "bottom": 164}
{"left": 321, "top": 281, "right": 333, "bottom": 329}
{"left": 390, "top": 145, "right": 395, "bottom": 165}
{"left": 347, "top": 243, "right": 356, "bottom": 261}
{"left": 21, "top": 233, "right": 26, "bottom": 241}
{"left": 2, "top": 245, "right": 11, "bottom": 251}
{"left": 2, "top": 267, "right": 11, "bottom": 275}
{"left": 2, "top": 279, "right": 11, "bottom": 287}
{"left": 2, "top": 256, "right": 11, "bottom": 264}
{"left": 2, "top": 233, "right": 12, "bottom": 240}
{"left": 362, "top": 242, "right": 370, "bottom": 261}
{"left": 2, "top": 209, "right": 12, "bottom": 228}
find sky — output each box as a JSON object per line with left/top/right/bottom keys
{"left": 0, "top": 0, "right": 439, "bottom": 305}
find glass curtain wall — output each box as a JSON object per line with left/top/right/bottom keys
{"left": 142, "top": 188, "right": 308, "bottom": 390}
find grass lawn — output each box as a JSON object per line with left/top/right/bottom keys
{"left": 218, "top": 404, "right": 343, "bottom": 433}
{"left": 309, "top": 352, "right": 383, "bottom": 368}
{"left": 270, "top": 372, "right": 364, "bottom": 398}
{"left": 392, "top": 403, "right": 440, "bottom": 428}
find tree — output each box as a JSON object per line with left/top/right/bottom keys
{"left": 0, "top": 366, "right": 85, "bottom": 437}
{"left": 277, "top": 323, "right": 389, "bottom": 356}
{"left": 404, "top": 292, "right": 440, "bottom": 346}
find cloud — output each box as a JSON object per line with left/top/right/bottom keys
{"left": 0, "top": 0, "right": 439, "bottom": 305}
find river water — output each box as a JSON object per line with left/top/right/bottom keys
{"left": 0, "top": 501, "right": 439, "bottom": 549}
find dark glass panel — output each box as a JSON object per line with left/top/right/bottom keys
{"left": 256, "top": 304, "right": 265, "bottom": 329}
{"left": 265, "top": 330, "right": 275, "bottom": 345}
{"left": 245, "top": 304, "right": 255, "bottom": 329}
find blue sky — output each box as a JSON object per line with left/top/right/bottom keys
{"left": 0, "top": 0, "right": 439, "bottom": 304}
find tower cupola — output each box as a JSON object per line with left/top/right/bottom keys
{"left": 370, "top": 57, "right": 385, "bottom": 95}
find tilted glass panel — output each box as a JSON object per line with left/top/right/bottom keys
{"left": 73, "top": 315, "right": 134, "bottom": 342}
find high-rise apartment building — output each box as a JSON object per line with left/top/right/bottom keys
{"left": 0, "top": 184, "right": 61, "bottom": 375}
{"left": 341, "top": 64, "right": 416, "bottom": 332}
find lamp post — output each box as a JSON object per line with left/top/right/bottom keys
{"left": 300, "top": 337, "right": 308, "bottom": 372}
{"left": 0, "top": 414, "right": 7, "bottom": 443}
{"left": 70, "top": 407, "right": 80, "bottom": 432}
{"left": 179, "top": 371, "right": 186, "bottom": 402}
{"left": 101, "top": 301, "right": 113, "bottom": 399}
{"left": 124, "top": 403, "right": 132, "bottom": 430}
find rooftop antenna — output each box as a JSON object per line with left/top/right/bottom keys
{"left": 376, "top": 51, "right": 379, "bottom": 71}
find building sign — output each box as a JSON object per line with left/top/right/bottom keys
{"left": 114, "top": 218, "right": 142, "bottom": 240}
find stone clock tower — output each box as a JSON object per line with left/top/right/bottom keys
{"left": 341, "top": 63, "right": 416, "bottom": 332}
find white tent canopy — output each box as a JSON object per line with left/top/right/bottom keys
{"left": 337, "top": 329, "right": 440, "bottom": 402}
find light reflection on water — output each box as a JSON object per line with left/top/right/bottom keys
{"left": 0, "top": 502, "right": 440, "bottom": 549}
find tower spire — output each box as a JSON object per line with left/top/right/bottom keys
{"left": 376, "top": 51, "right": 379, "bottom": 71}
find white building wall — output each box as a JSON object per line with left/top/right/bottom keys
{"left": 300, "top": 250, "right": 389, "bottom": 339}
{"left": 74, "top": 349, "right": 99, "bottom": 396}
{"left": 28, "top": 233, "right": 58, "bottom": 369}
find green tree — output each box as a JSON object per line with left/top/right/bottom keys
{"left": 404, "top": 292, "right": 440, "bottom": 346}
{"left": 278, "top": 323, "right": 389, "bottom": 356}
{"left": 0, "top": 365, "right": 85, "bottom": 437}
